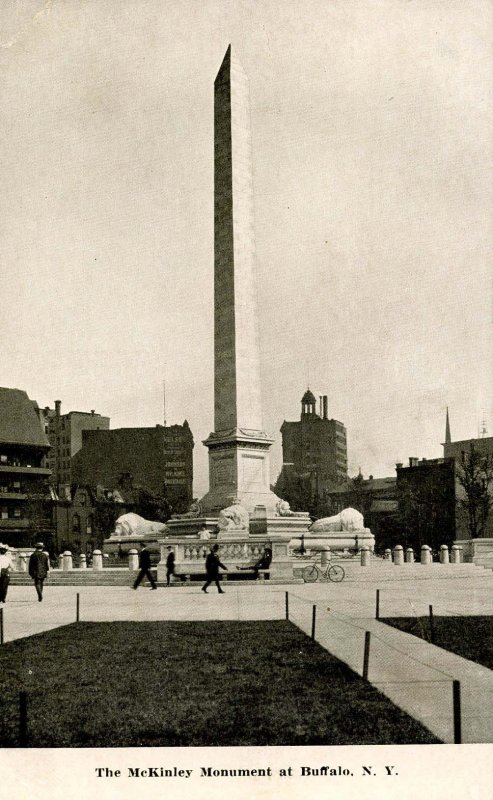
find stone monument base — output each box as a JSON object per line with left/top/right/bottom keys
{"left": 157, "top": 509, "right": 312, "bottom": 583}
{"left": 295, "top": 528, "right": 375, "bottom": 553}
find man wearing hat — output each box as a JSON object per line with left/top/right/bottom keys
{"left": 29, "top": 542, "right": 50, "bottom": 602}
{"left": 132, "top": 542, "right": 157, "bottom": 590}
{"left": 0, "top": 543, "right": 12, "bottom": 604}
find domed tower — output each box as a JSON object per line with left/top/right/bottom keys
{"left": 301, "top": 389, "right": 317, "bottom": 417}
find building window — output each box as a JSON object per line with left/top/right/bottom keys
{"left": 13, "top": 508, "right": 21, "bottom": 518}
{"left": 13, "top": 482, "right": 21, "bottom": 491}
{"left": 72, "top": 513, "right": 81, "bottom": 533}
{"left": 79, "top": 493, "right": 86, "bottom": 506}
{"left": 86, "top": 515, "right": 93, "bottom": 534}
{"left": 0, "top": 455, "right": 7, "bottom": 464}
{"left": 1, "top": 507, "right": 7, "bottom": 519}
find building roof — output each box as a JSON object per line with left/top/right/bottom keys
{"left": 370, "top": 500, "right": 398, "bottom": 513}
{"left": 0, "top": 388, "right": 50, "bottom": 448}
{"left": 301, "top": 389, "right": 316, "bottom": 404}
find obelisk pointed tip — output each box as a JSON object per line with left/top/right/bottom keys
{"left": 215, "top": 45, "right": 232, "bottom": 82}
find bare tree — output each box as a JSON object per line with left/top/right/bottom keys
{"left": 457, "top": 443, "right": 493, "bottom": 538}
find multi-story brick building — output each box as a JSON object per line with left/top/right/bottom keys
{"left": 41, "top": 401, "right": 110, "bottom": 489}
{"left": 0, "top": 387, "right": 53, "bottom": 549}
{"left": 395, "top": 456, "right": 457, "bottom": 552}
{"left": 442, "top": 409, "right": 493, "bottom": 539}
{"left": 275, "top": 390, "right": 347, "bottom": 512}
{"left": 71, "top": 422, "right": 194, "bottom": 514}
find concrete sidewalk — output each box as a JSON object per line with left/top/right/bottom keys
{"left": 1, "top": 572, "right": 492, "bottom": 744}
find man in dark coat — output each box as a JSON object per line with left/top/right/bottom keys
{"left": 165, "top": 546, "right": 175, "bottom": 587}
{"left": 236, "top": 547, "right": 272, "bottom": 580}
{"left": 29, "top": 542, "right": 50, "bottom": 602}
{"left": 0, "top": 543, "right": 12, "bottom": 604}
{"left": 133, "top": 543, "right": 157, "bottom": 590}
{"left": 202, "top": 544, "right": 227, "bottom": 594}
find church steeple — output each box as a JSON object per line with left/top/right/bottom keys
{"left": 445, "top": 406, "right": 451, "bottom": 445}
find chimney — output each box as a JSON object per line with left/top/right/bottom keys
{"left": 409, "top": 457, "right": 419, "bottom": 467}
{"left": 55, "top": 400, "right": 61, "bottom": 416}
{"left": 319, "top": 396, "right": 323, "bottom": 418}
{"left": 91, "top": 410, "right": 95, "bottom": 416}
{"left": 323, "top": 396, "right": 328, "bottom": 420}
{"left": 396, "top": 463, "right": 403, "bottom": 469}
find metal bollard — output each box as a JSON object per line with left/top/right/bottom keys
{"left": 19, "top": 691, "right": 28, "bottom": 747}
{"left": 393, "top": 545, "right": 404, "bottom": 565}
{"left": 453, "top": 680, "right": 461, "bottom": 744}
{"left": 421, "top": 545, "right": 432, "bottom": 565}
{"left": 440, "top": 545, "right": 449, "bottom": 564}
{"left": 363, "top": 631, "right": 371, "bottom": 680}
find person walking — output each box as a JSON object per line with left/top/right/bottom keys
{"left": 0, "top": 543, "right": 12, "bottom": 604}
{"left": 165, "top": 546, "right": 175, "bottom": 586}
{"left": 133, "top": 543, "right": 157, "bottom": 590}
{"left": 202, "top": 544, "right": 227, "bottom": 594}
{"left": 29, "top": 542, "right": 50, "bottom": 602}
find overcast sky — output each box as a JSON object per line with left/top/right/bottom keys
{"left": 1, "top": 0, "right": 491, "bottom": 495}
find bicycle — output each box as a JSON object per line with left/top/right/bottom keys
{"left": 302, "top": 557, "right": 345, "bottom": 583}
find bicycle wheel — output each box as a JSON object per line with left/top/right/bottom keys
{"left": 327, "top": 564, "right": 345, "bottom": 582}
{"left": 303, "top": 564, "right": 320, "bottom": 583}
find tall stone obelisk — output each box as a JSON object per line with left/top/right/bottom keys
{"left": 200, "top": 46, "right": 279, "bottom": 514}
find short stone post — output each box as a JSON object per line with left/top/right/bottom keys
{"left": 58, "top": 554, "right": 64, "bottom": 569}
{"left": 384, "top": 549, "right": 392, "bottom": 561}
{"left": 92, "top": 549, "right": 103, "bottom": 570}
{"left": 128, "top": 549, "right": 139, "bottom": 571}
{"left": 393, "top": 545, "right": 404, "bottom": 565}
{"left": 19, "top": 553, "right": 28, "bottom": 572}
{"left": 459, "top": 546, "right": 463, "bottom": 563}
{"left": 360, "top": 546, "right": 370, "bottom": 566}
{"left": 320, "top": 547, "right": 330, "bottom": 567}
{"left": 451, "top": 545, "right": 460, "bottom": 564}
{"left": 405, "top": 548, "right": 414, "bottom": 563}
{"left": 440, "top": 545, "right": 449, "bottom": 564}
{"left": 79, "top": 554, "right": 87, "bottom": 569}
{"left": 421, "top": 545, "right": 432, "bottom": 565}
{"left": 62, "top": 551, "right": 73, "bottom": 571}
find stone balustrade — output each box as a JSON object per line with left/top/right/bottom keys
{"left": 157, "top": 535, "right": 295, "bottom": 582}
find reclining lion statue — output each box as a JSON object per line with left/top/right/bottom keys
{"left": 217, "top": 500, "right": 249, "bottom": 531}
{"left": 112, "top": 513, "right": 169, "bottom": 538}
{"left": 309, "top": 507, "right": 364, "bottom": 533}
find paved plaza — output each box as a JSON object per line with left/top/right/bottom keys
{"left": 1, "top": 569, "right": 492, "bottom": 744}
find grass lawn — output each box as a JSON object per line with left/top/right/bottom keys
{"left": 382, "top": 616, "right": 493, "bottom": 671}
{"left": 0, "top": 620, "right": 440, "bottom": 747}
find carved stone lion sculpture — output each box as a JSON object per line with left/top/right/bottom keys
{"left": 113, "top": 513, "right": 169, "bottom": 538}
{"left": 309, "top": 507, "right": 364, "bottom": 533}
{"left": 277, "top": 499, "right": 294, "bottom": 516}
{"left": 217, "top": 500, "right": 249, "bottom": 531}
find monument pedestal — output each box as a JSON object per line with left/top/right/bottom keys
{"left": 200, "top": 429, "right": 280, "bottom": 515}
